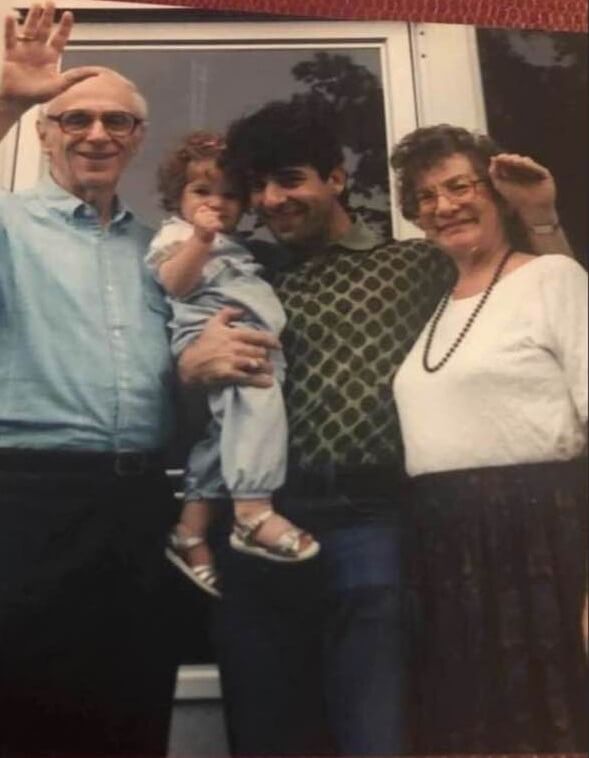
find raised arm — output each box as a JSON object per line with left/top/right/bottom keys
{"left": 0, "top": 2, "right": 100, "bottom": 141}
{"left": 489, "top": 153, "right": 574, "bottom": 258}
{"left": 157, "top": 205, "right": 223, "bottom": 298}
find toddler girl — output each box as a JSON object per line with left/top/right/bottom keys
{"left": 147, "top": 132, "right": 319, "bottom": 597}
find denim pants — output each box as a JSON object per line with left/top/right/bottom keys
{"left": 168, "top": 257, "right": 288, "bottom": 502}
{"left": 184, "top": 355, "right": 287, "bottom": 500}
{"left": 212, "top": 496, "right": 409, "bottom": 756}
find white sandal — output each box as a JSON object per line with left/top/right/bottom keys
{"left": 229, "top": 509, "right": 320, "bottom": 563}
{"left": 166, "top": 533, "right": 222, "bottom": 599}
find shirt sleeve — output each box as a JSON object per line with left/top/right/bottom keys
{"left": 424, "top": 240, "right": 457, "bottom": 295}
{"left": 0, "top": 189, "right": 9, "bottom": 237}
{"left": 0, "top": 193, "right": 9, "bottom": 311}
{"left": 145, "top": 217, "right": 193, "bottom": 275}
{"left": 539, "top": 256, "right": 588, "bottom": 425}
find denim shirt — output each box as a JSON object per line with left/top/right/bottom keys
{"left": 0, "top": 176, "right": 174, "bottom": 451}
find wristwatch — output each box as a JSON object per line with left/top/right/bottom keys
{"left": 528, "top": 220, "right": 561, "bottom": 235}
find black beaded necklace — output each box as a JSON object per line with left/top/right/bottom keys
{"left": 422, "top": 247, "right": 514, "bottom": 373}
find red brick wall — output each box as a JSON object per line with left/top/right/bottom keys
{"left": 96, "top": 0, "right": 587, "bottom": 32}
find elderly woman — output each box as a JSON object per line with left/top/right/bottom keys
{"left": 391, "top": 125, "right": 587, "bottom": 753}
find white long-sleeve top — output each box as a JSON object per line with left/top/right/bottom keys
{"left": 393, "top": 255, "right": 588, "bottom": 477}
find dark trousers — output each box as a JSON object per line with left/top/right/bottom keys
{"left": 212, "top": 495, "right": 409, "bottom": 756}
{"left": 0, "top": 461, "right": 182, "bottom": 757}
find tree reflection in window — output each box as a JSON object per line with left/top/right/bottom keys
{"left": 291, "top": 52, "right": 390, "bottom": 239}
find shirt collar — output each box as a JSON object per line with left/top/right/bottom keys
{"left": 327, "top": 217, "right": 381, "bottom": 252}
{"left": 37, "top": 173, "right": 133, "bottom": 225}
{"left": 267, "top": 217, "right": 384, "bottom": 273}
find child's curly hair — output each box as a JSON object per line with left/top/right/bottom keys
{"left": 157, "top": 131, "right": 246, "bottom": 213}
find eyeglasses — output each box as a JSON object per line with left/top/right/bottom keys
{"left": 45, "top": 109, "right": 144, "bottom": 137}
{"left": 415, "top": 177, "right": 487, "bottom": 215}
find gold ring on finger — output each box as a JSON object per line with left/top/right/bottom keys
{"left": 16, "top": 34, "right": 37, "bottom": 41}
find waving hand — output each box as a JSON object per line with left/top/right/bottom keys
{"left": 2, "top": 2, "right": 100, "bottom": 109}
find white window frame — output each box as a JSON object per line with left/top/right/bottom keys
{"left": 3, "top": 12, "right": 486, "bottom": 240}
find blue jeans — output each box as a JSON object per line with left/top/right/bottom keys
{"left": 212, "top": 499, "right": 408, "bottom": 756}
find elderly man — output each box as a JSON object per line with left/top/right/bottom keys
{"left": 180, "top": 98, "right": 574, "bottom": 757}
{"left": 0, "top": 5, "right": 181, "bottom": 756}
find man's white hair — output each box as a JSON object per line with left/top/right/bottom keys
{"left": 38, "top": 67, "right": 148, "bottom": 119}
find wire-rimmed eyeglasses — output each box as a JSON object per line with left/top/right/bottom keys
{"left": 45, "top": 109, "right": 144, "bottom": 138}
{"left": 415, "top": 177, "right": 487, "bottom": 215}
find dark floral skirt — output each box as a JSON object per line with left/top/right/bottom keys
{"left": 409, "top": 459, "right": 588, "bottom": 754}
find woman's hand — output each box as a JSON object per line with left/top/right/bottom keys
{"left": 1, "top": 3, "right": 100, "bottom": 109}
{"left": 177, "top": 307, "right": 280, "bottom": 388}
{"left": 489, "top": 153, "right": 558, "bottom": 225}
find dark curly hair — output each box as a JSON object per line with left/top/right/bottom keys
{"left": 157, "top": 130, "right": 246, "bottom": 213}
{"left": 224, "top": 96, "right": 345, "bottom": 186}
{"left": 390, "top": 124, "right": 531, "bottom": 250}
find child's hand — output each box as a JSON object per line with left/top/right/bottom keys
{"left": 192, "top": 204, "right": 224, "bottom": 244}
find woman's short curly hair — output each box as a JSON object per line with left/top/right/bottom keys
{"left": 389, "top": 124, "right": 531, "bottom": 250}
{"left": 157, "top": 130, "right": 246, "bottom": 213}
{"left": 389, "top": 124, "right": 502, "bottom": 221}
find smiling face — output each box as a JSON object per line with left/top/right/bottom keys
{"left": 249, "top": 164, "right": 349, "bottom": 249}
{"left": 36, "top": 72, "right": 146, "bottom": 203}
{"left": 179, "top": 160, "right": 243, "bottom": 233}
{"left": 414, "top": 153, "right": 509, "bottom": 259}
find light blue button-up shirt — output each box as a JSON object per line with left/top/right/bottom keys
{"left": 0, "top": 175, "right": 175, "bottom": 451}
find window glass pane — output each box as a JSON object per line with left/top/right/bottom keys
{"left": 62, "top": 43, "right": 391, "bottom": 666}
{"left": 63, "top": 47, "right": 392, "bottom": 239}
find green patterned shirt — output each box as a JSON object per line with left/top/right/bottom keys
{"left": 268, "top": 222, "right": 453, "bottom": 470}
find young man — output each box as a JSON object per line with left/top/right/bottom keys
{"left": 178, "top": 98, "right": 573, "bottom": 756}
{"left": 0, "top": 5, "right": 182, "bottom": 755}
